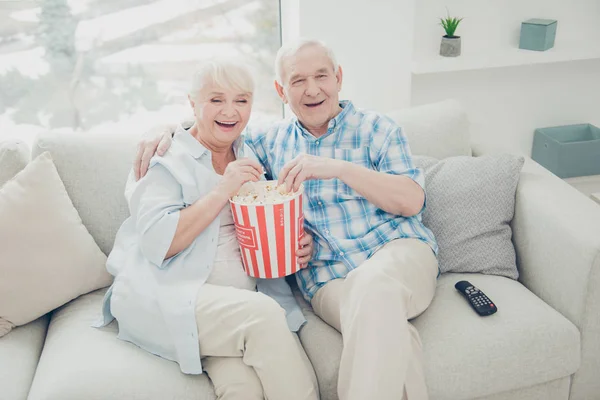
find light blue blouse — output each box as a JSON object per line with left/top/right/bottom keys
{"left": 95, "top": 125, "right": 306, "bottom": 374}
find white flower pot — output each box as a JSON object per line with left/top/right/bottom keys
{"left": 440, "top": 36, "right": 461, "bottom": 57}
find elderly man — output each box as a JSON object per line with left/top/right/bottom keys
{"left": 136, "top": 39, "right": 438, "bottom": 400}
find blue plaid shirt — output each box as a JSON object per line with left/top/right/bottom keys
{"left": 246, "top": 101, "right": 438, "bottom": 300}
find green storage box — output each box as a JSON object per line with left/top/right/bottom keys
{"left": 519, "top": 18, "right": 557, "bottom": 51}
{"left": 532, "top": 124, "right": 600, "bottom": 178}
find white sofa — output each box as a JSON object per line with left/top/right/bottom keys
{"left": 1, "top": 100, "right": 599, "bottom": 400}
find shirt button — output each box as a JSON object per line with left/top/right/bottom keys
{"left": 339, "top": 252, "right": 344, "bottom": 256}
{"left": 318, "top": 201, "right": 323, "bottom": 205}
{"left": 315, "top": 140, "right": 320, "bottom": 145}
{"left": 324, "top": 229, "right": 329, "bottom": 234}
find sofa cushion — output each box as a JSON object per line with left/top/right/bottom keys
{"left": 0, "top": 138, "right": 29, "bottom": 187}
{"left": 0, "top": 153, "right": 112, "bottom": 337}
{"left": 421, "top": 273, "right": 579, "bottom": 399}
{"left": 414, "top": 154, "right": 524, "bottom": 279}
{"left": 294, "top": 273, "right": 580, "bottom": 400}
{"left": 32, "top": 132, "right": 138, "bottom": 255}
{"left": 0, "top": 315, "right": 49, "bottom": 400}
{"left": 386, "top": 99, "right": 472, "bottom": 159}
{"left": 475, "top": 377, "right": 570, "bottom": 400}
{"left": 27, "top": 288, "right": 216, "bottom": 400}
{"left": 292, "top": 285, "right": 341, "bottom": 400}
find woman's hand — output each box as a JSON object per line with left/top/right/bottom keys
{"left": 297, "top": 233, "right": 314, "bottom": 269}
{"left": 215, "top": 158, "right": 264, "bottom": 198}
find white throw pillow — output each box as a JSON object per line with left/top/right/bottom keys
{"left": 386, "top": 99, "right": 472, "bottom": 159}
{"left": 0, "top": 152, "right": 112, "bottom": 337}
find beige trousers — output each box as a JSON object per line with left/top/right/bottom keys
{"left": 311, "top": 239, "right": 438, "bottom": 400}
{"left": 195, "top": 284, "right": 319, "bottom": 400}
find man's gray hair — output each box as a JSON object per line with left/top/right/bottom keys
{"left": 189, "top": 58, "right": 255, "bottom": 100}
{"left": 275, "top": 38, "right": 339, "bottom": 85}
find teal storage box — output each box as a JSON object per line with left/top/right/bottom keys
{"left": 532, "top": 124, "right": 600, "bottom": 178}
{"left": 519, "top": 19, "right": 557, "bottom": 51}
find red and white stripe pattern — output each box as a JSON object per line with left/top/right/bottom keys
{"left": 230, "top": 193, "right": 304, "bottom": 279}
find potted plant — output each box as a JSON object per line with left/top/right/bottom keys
{"left": 440, "top": 12, "right": 463, "bottom": 57}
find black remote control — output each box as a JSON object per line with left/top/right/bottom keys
{"left": 455, "top": 281, "right": 497, "bottom": 316}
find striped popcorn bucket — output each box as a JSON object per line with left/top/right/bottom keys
{"left": 229, "top": 182, "right": 305, "bottom": 279}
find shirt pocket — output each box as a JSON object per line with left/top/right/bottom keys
{"left": 184, "top": 168, "right": 215, "bottom": 206}
{"left": 333, "top": 146, "right": 371, "bottom": 198}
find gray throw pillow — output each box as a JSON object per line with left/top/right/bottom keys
{"left": 414, "top": 154, "right": 525, "bottom": 279}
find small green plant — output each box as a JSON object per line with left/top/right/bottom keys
{"left": 440, "top": 11, "right": 463, "bottom": 38}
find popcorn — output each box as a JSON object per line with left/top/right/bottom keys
{"left": 229, "top": 180, "right": 305, "bottom": 279}
{"left": 231, "top": 181, "right": 298, "bottom": 205}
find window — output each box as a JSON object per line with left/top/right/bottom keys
{"left": 0, "top": 0, "right": 282, "bottom": 145}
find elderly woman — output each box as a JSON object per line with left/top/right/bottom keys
{"left": 96, "top": 59, "right": 319, "bottom": 400}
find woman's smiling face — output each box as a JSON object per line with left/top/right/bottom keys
{"left": 190, "top": 84, "right": 253, "bottom": 147}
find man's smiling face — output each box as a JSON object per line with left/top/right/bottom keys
{"left": 276, "top": 44, "right": 343, "bottom": 137}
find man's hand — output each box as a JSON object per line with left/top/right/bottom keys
{"left": 296, "top": 233, "right": 314, "bottom": 269}
{"left": 278, "top": 154, "right": 344, "bottom": 192}
{"left": 134, "top": 125, "right": 176, "bottom": 180}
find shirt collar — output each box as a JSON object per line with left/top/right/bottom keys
{"left": 173, "top": 124, "right": 246, "bottom": 159}
{"left": 233, "top": 135, "right": 246, "bottom": 158}
{"left": 294, "top": 100, "right": 355, "bottom": 138}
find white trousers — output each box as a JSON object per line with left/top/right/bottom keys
{"left": 195, "top": 284, "right": 319, "bottom": 400}
{"left": 311, "top": 239, "right": 438, "bottom": 400}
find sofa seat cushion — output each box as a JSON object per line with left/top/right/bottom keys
{"left": 292, "top": 285, "right": 342, "bottom": 400}
{"left": 294, "top": 273, "right": 580, "bottom": 400}
{"left": 0, "top": 315, "right": 49, "bottom": 400}
{"left": 418, "top": 273, "right": 580, "bottom": 399}
{"left": 28, "top": 289, "right": 216, "bottom": 400}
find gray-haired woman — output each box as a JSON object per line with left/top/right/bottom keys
{"left": 97, "top": 59, "right": 319, "bottom": 400}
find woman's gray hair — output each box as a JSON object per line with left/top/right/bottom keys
{"left": 275, "top": 38, "right": 338, "bottom": 85}
{"left": 189, "top": 58, "right": 255, "bottom": 100}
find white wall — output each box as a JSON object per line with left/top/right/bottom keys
{"left": 411, "top": 0, "right": 600, "bottom": 156}
{"left": 289, "top": 0, "right": 600, "bottom": 157}
{"left": 412, "top": 59, "right": 600, "bottom": 156}
{"left": 285, "top": 0, "right": 415, "bottom": 112}
{"left": 413, "top": 0, "right": 600, "bottom": 64}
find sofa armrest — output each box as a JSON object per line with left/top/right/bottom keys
{"left": 512, "top": 158, "right": 600, "bottom": 399}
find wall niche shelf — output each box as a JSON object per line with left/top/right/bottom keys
{"left": 412, "top": 44, "right": 600, "bottom": 75}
